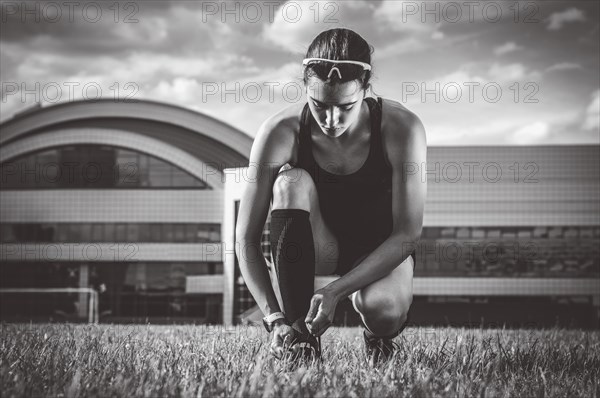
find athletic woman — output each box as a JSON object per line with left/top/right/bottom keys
{"left": 235, "top": 28, "right": 427, "bottom": 365}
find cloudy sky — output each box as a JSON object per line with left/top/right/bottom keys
{"left": 1, "top": 0, "right": 598, "bottom": 145}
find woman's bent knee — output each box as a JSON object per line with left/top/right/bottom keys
{"left": 363, "top": 308, "right": 409, "bottom": 337}
{"left": 272, "top": 168, "right": 316, "bottom": 210}
{"left": 354, "top": 292, "right": 412, "bottom": 336}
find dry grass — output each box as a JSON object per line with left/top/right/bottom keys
{"left": 1, "top": 323, "right": 599, "bottom": 397}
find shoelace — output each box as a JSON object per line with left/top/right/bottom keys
{"left": 317, "top": 335, "right": 321, "bottom": 357}
{"left": 293, "top": 335, "right": 321, "bottom": 354}
{"left": 302, "top": 334, "right": 322, "bottom": 358}
{"left": 290, "top": 319, "right": 322, "bottom": 358}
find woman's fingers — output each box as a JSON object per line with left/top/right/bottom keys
{"left": 306, "top": 306, "right": 332, "bottom": 336}
{"left": 305, "top": 294, "right": 325, "bottom": 335}
{"left": 270, "top": 333, "right": 283, "bottom": 358}
{"left": 305, "top": 295, "right": 321, "bottom": 324}
{"left": 269, "top": 328, "right": 294, "bottom": 359}
{"left": 308, "top": 312, "right": 332, "bottom": 337}
{"left": 306, "top": 290, "right": 338, "bottom": 336}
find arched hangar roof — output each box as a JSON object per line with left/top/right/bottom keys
{"left": 0, "top": 99, "right": 253, "bottom": 170}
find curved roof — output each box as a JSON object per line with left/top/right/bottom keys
{"left": 0, "top": 99, "right": 253, "bottom": 170}
{"left": 0, "top": 128, "right": 225, "bottom": 191}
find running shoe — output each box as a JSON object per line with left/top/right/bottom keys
{"left": 363, "top": 329, "right": 399, "bottom": 366}
{"left": 362, "top": 312, "right": 410, "bottom": 365}
{"left": 283, "top": 318, "right": 322, "bottom": 365}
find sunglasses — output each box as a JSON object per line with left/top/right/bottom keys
{"left": 302, "top": 58, "right": 371, "bottom": 80}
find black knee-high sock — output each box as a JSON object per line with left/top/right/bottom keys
{"left": 269, "top": 209, "right": 315, "bottom": 323}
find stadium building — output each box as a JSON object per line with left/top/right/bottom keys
{"left": 0, "top": 99, "right": 252, "bottom": 323}
{"left": 1, "top": 99, "right": 599, "bottom": 327}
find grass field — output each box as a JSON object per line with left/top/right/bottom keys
{"left": 1, "top": 324, "right": 599, "bottom": 397}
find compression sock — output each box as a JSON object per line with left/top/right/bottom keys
{"left": 269, "top": 209, "right": 316, "bottom": 323}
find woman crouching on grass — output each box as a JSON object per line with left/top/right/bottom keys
{"left": 235, "top": 28, "right": 427, "bottom": 365}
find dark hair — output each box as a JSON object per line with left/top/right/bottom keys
{"left": 303, "top": 28, "right": 373, "bottom": 90}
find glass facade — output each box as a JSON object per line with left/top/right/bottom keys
{"left": 227, "top": 222, "right": 600, "bottom": 324}
{"left": 258, "top": 224, "right": 600, "bottom": 279}
{"left": 0, "top": 261, "right": 223, "bottom": 322}
{"left": 0, "top": 144, "right": 210, "bottom": 189}
{"left": 0, "top": 141, "right": 222, "bottom": 322}
{"left": 415, "top": 226, "right": 600, "bottom": 278}
{"left": 0, "top": 223, "right": 221, "bottom": 243}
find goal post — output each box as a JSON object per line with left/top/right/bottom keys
{"left": 0, "top": 288, "right": 99, "bottom": 323}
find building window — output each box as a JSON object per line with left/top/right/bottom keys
{"left": 0, "top": 223, "right": 221, "bottom": 243}
{"left": 0, "top": 144, "right": 211, "bottom": 189}
{"left": 413, "top": 226, "right": 600, "bottom": 278}
{"left": 0, "top": 261, "right": 224, "bottom": 322}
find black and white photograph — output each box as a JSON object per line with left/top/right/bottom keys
{"left": 0, "top": 1, "right": 599, "bottom": 396}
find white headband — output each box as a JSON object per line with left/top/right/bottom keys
{"left": 302, "top": 58, "right": 372, "bottom": 71}
{"left": 302, "top": 58, "right": 371, "bottom": 79}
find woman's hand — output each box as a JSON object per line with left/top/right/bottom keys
{"left": 269, "top": 321, "right": 295, "bottom": 359}
{"left": 304, "top": 288, "right": 339, "bottom": 337}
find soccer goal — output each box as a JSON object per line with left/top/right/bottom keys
{"left": 0, "top": 288, "right": 99, "bottom": 323}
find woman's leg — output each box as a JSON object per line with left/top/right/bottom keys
{"left": 351, "top": 254, "right": 414, "bottom": 337}
{"left": 270, "top": 166, "right": 339, "bottom": 323}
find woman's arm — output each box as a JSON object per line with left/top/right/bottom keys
{"left": 234, "top": 114, "right": 296, "bottom": 317}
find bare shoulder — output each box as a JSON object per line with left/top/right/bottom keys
{"left": 379, "top": 97, "right": 427, "bottom": 164}
{"left": 380, "top": 98, "right": 425, "bottom": 140}
{"left": 250, "top": 102, "right": 305, "bottom": 166}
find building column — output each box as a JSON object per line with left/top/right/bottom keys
{"left": 223, "top": 168, "right": 246, "bottom": 325}
{"left": 593, "top": 294, "right": 600, "bottom": 327}
{"left": 78, "top": 263, "right": 89, "bottom": 319}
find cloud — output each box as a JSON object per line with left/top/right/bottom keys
{"left": 414, "top": 62, "right": 587, "bottom": 146}
{"left": 431, "top": 31, "right": 445, "bottom": 40}
{"left": 148, "top": 77, "right": 203, "bottom": 104}
{"left": 493, "top": 42, "right": 522, "bottom": 56}
{"left": 371, "top": 0, "right": 456, "bottom": 46}
{"left": 342, "top": 1, "right": 374, "bottom": 11}
{"left": 488, "top": 63, "right": 540, "bottom": 83}
{"left": 145, "top": 62, "right": 306, "bottom": 137}
{"left": 510, "top": 122, "right": 550, "bottom": 145}
{"left": 544, "top": 62, "right": 582, "bottom": 73}
{"left": 426, "top": 119, "right": 525, "bottom": 146}
{"left": 424, "top": 108, "right": 592, "bottom": 146}
{"left": 262, "top": 1, "right": 367, "bottom": 53}
{"left": 546, "top": 8, "right": 586, "bottom": 31}
{"left": 488, "top": 63, "right": 525, "bottom": 81}
{"left": 376, "top": 37, "right": 427, "bottom": 59}
{"left": 397, "top": 68, "right": 487, "bottom": 108}
{"left": 7, "top": 48, "right": 256, "bottom": 88}
{"left": 2, "top": 0, "right": 598, "bottom": 147}
{"left": 582, "top": 90, "right": 599, "bottom": 131}
{"left": 0, "top": 2, "right": 218, "bottom": 56}
{"left": 428, "top": 69, "right": 486, "bottom": 87}
{"left": 373, "top": 0, "right": 437, "bottom": 34}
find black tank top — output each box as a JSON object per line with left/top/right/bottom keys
{"left": 294, "top": 96, "right": 395, "bottom": 270}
